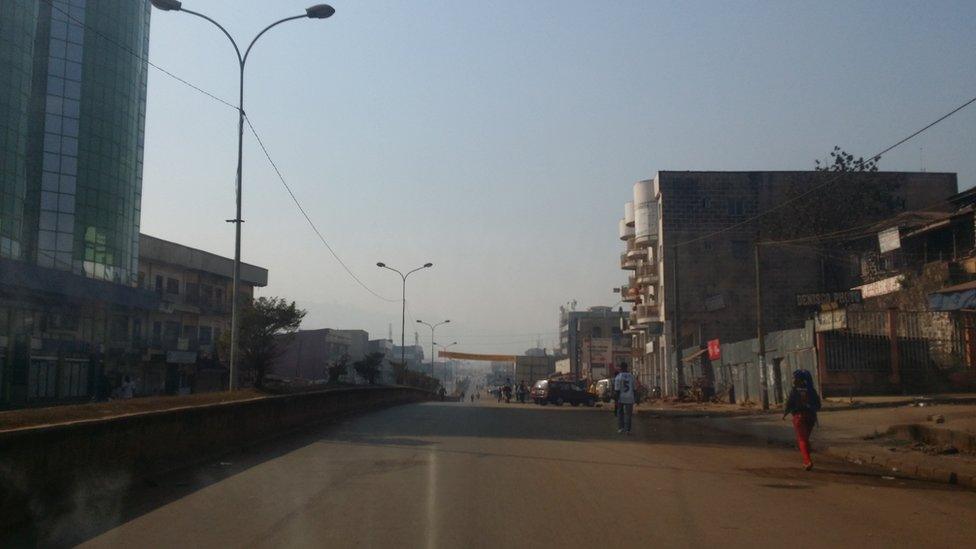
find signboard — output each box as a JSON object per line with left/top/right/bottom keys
{"left": 878, "top": 227, "right": 901, "bottom": 254}
{"left": 815, "top": 309, "right": 847, "bottom": 332}
{"left": 166, "top": 350, "right": 197, "bottom": 364}
{"left": 796, "top": 290, "right": 863, "bottom": 307}
{"left": 588, "top": 338, "right": 612, "bottom": 367}
{"left": 855, "top": 275, "right": 903, "bottom": 299}
{"left": 707, "top": 339, "right": 721, "bottom": 361}
{"left": 704, "top": 294, "right": 726, "bottom": 311}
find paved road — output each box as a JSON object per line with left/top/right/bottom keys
{"left": 59, "top": 400, "right": 976, "bottom": 547}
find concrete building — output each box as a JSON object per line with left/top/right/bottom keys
{"left": 557, "top": 305, "right": 629, "bottom": 377}
{"left": 0, "top": 232, "right": 267, "bottom": 405}
{"left": 392, "top": 344, "right": 425, "bottom": 372}
{"left": 617, "top": 171, "right": 958, "bottom": 396}
{"left": 137, "top": 234, "right": 268, "bottom": 393}
{"left": 515, "top": 354, "right": 556, "bottom": 385}
{"left": 271, "top": 329, "right": 353, "bottom": 382}
{"left": 367, "top": 338, "right": 396, "bottom": 384}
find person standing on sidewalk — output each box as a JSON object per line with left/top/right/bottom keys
{"left": 613, "top": 361, "right": 636, "bottom": 434}
{"left": 783, "top": 369, "right": 822, "bottom": 470}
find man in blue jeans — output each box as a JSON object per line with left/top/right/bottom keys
{"left": 613, "top": 361, "right": 636, "bottom": 434}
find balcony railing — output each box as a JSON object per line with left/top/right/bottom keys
{"left": 636, "top": 265, "right": 658, "bottom": 285}
{"left": 635, "top": 304, "right": 659, "bottom": 323}
{"left": 620, "top": 252, "right": 637, "bottom": 270}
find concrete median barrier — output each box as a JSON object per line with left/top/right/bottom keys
{"left": 0, "top": 386, "right": 432, "bottom": 532}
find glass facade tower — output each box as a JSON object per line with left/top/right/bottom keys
{"left": 0, "top": 1, "right": 39, "bottom": 260}
{"left": 1, "top": 0, "right": 150, "bottom": 285}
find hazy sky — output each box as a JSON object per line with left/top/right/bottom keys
{"left": 142, "top": 0, "right": 976, "bottom": 354}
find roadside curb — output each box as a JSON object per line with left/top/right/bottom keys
{"left": 822, "top": 396, "right": 976, "bottom": 412}
{"left": 824, "top": 444, "right": 976, "bottom": 489}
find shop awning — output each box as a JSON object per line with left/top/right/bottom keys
{"left": 928, "top": 280, "right": 976, "bottom": 311}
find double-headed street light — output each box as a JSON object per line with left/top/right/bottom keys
{"left": 435, "top": 341, "right": 459, "bottom": 389}
{"left": 377, "top": 262, "right": 433, "bottom": 373}
{"left": 417, "top": 319, "right": 450, "bottom": 377}
{"left": 150, "top": 1, "right": 335, "bottom": 390}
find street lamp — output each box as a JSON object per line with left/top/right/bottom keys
{"left": 377, "top": 262, "right": 433, "bottom": 373}
{"left": 417, "top": 319, "right": 450, "bottom": 377}
{"left": 435, "top": 341, "right": 459, "bottom": 390}
{"left": 150, "top": 1, "right": 335, "bottom": 391}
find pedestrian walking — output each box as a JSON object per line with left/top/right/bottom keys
{"left": 613, "top": 361, "right": 636, "bottom": 434}
{"left": 783, "top": 369, "right": 822, "bottom": 470}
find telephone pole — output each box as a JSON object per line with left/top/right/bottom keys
{"left": 671, "top": 245, "right": 685, "bottom": 395}
{"left": 754, "top": 241, "right": 770, "bottom": 410}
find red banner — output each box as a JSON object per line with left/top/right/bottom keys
{"left": 707, "top": 339, "right": 721, "bottom": 361}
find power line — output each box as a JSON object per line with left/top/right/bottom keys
{"left": 40, "top": 0, "right": 237, "bottom": 109}
{"left": 42, "top": 0, "right": 394, "bottom": 303}
{"left": 243, "top": 115, "right": 397, "bottom": 302}
{"left": 677, "top": 94, "right": 976, "bottom": 247}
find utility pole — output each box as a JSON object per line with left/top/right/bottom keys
{"left": 755, "top": 241, "right": 769, "bottom": 410}
{"left": 671, "top": 244, "right": 685, "bottom": 396}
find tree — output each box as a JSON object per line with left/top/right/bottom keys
{"left": 353, "top": 352, "right": 385, "bottom": 385}
{"left": 814, "top": 146, "right": 879, "bottom": 173}
{"left": 219, "top": 297, "right": 306, "bottom": 389}
{"left": 327, "top": 354, "right": 350, "bottom": 385}
{"left": 762, "top": 147, "right": 903, "bottom": 245}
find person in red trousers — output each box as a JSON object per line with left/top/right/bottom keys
{"left": 783, "top": 369, "right": 821, "bottom": 470}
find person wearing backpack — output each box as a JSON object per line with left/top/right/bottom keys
{"left": 783, "top": 369, "right": 822, "bottom": 470}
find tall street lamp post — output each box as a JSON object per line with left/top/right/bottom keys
{"left": 377, "top": 262, "right": 433, "bottom": 372}
{"left": 149, "top": 0, "right": 335, "bottom": 390}
{"left": 436, "top": 341, "right": 459, "bottom": 387}
{"left": 417, "top": 319, "right": 450, "bottom": 377}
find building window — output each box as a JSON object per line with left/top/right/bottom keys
{"left": 592, "top": 326, "right": 602, "bottom": 338}
{"left": 199, "top": 326, "right": 213, "bottom": 345}
{"left": 110, "top": 316, "right": 128, "bottom": 342}
{"left": 186, "top": 282, "right": 199, "bottom": 302}
{"left": 166, "top": 277, "right": 179, "bottom": 295}
{"left": 728, "top": 199, "right": 745, "bottom": 217}
{"left": 155, "top": 275, "right": 163, "bottom": 295}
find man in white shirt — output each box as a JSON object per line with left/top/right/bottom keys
{"left": 613, "top": 362, "right": 636, "bottom": 434}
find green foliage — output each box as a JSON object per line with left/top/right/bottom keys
{"left": 218, "top": 297, "right": 306, "bottom": 389}
{"left": 327, "top": 354, "right": 350, "bottom": 385}
{"left": 814, "top": 146, "right": 879, "bottom": 173}
{"left": 762, "top": 147, "right": 902, "bottom": 245}
{"left": 388, "top": 359, "right": 440, "bottom": 391}
{"left": 353, "top": 352, "right": 385, "bottom": 384}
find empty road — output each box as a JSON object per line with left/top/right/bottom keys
{"left": 34, "top": 399, "right": 976, "bottom": 547}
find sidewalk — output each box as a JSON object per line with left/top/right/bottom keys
{"left": 639, "top": 394, "right": 976, "bottom": 488}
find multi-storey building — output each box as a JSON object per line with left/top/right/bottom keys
{"left": 137, "top": 234, "right": 267, "bottom": 393}
{"left": 1, "top": 1, "right": 154, "bottom": 407}
{"left": 617, "top": 171, "right": 958, "bottom": 396}
{"left": 271, "top": 328, "right": 353, "bottom": 382}
{"left": 557, "top": 305, "right": 629, "bottom": 377}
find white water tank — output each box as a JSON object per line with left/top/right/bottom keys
{"left": 633, "top": 179, "right": 658, "bottom": 244}
{"left": 618, "top": 218, "right": 634, "bottom": 240}
{"left": 624, "top": 202, "right": 635, "bottom": 227}
{"left": 633, "top": 179, "right": 653, "bottom": 205}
